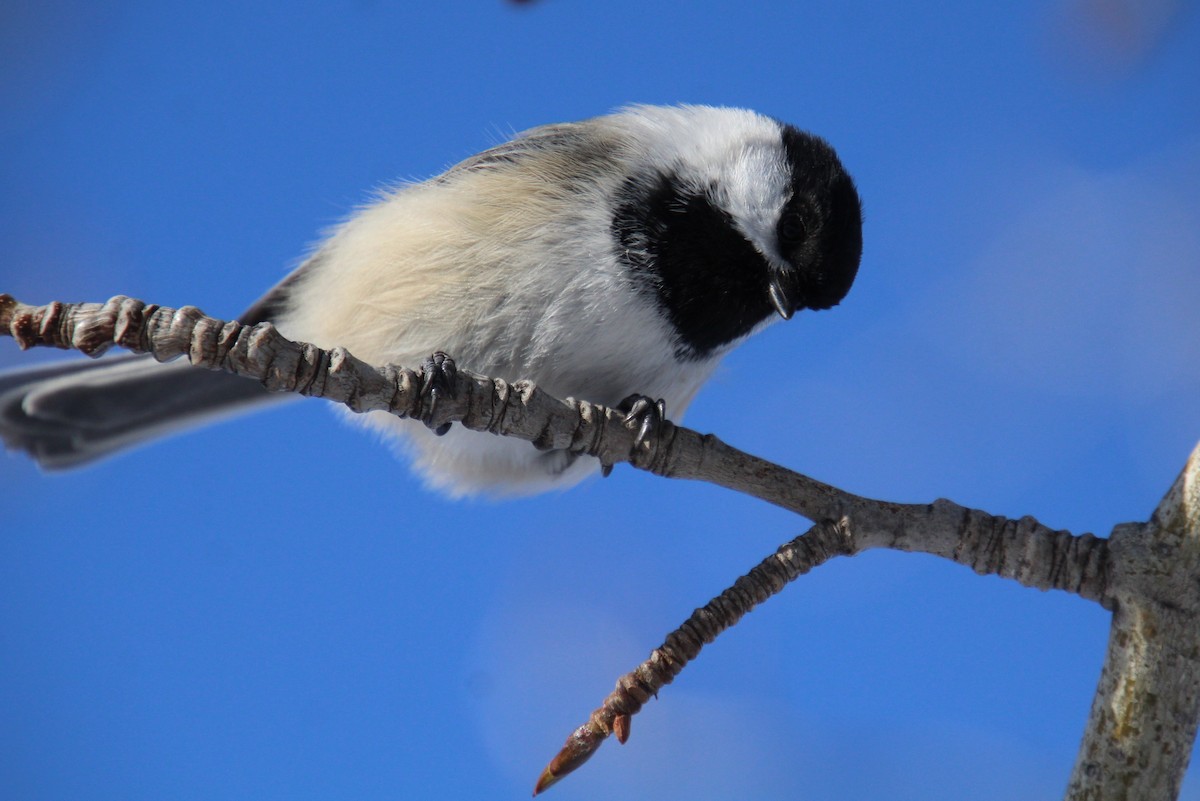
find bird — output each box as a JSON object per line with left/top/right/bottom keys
{"left": 0, "top": 104, "right": 863, "bottom": 497}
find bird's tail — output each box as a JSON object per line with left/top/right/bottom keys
{"left": 0, "top": 355, "right": 282, "bottom": 469}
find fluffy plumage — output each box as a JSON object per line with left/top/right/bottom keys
{"left": 0, "top": 105, "right": 863, "bottom": 496}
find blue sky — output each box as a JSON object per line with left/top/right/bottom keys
{"left": 2, "top": 2, "right": 1198, "bottom": 799}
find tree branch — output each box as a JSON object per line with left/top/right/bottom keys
{"left": 533, "top": 504, "right": 1113, "bottom": 791}
{"left": 2, "top": 293, "right": 1196, "bottom": 799}
{"left": 1067, "top": 443, "right": 1200, "bottom": 800}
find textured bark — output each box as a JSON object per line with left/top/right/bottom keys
{"left": 1066, "top": 445, "right": 1200, "bottom": 800}
{"left": 2, "top": 293, "right": 1197, "bottom": 799}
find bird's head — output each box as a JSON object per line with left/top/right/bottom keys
{"left": 611, "top": 107, "right": 863, "bottom": 359}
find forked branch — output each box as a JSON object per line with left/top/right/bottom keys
{"left": 2, "top": 293, "right": 1196, "bottom": 800}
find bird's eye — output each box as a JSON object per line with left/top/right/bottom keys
{"left": 778, "top": 210, "right": 808, "bottom": 248}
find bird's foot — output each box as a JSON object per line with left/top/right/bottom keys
{"left": 420, "top": 351, "right": 457, "bottom": 436}
{"left": 601, "top": 394, "right": 666, "bottom": 477}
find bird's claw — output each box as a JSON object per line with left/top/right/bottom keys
{"left": 420, "top": 351, "right": 457, "bottom": 436}
{"left": 620, "top": 394, "right": 666, "bottom": 450}
{"left": 599, "top": 394, "right": 666, "bottom": 477}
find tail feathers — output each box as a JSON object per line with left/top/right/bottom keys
{"left": 0, "top": 354, "right": 283, "bottom": 470}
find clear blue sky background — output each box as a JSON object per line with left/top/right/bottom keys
{"left": 2, "top": 2, "right": 1198, "bottom": 799}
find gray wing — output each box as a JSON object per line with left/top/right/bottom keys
{"left": 436, "top": 118, "right": 630, "bottom": 184}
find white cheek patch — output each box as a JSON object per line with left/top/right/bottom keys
{"left": 717, "top": 144, "right": 792, "bottom": 271}
{"left": 609, "top": 105, "right": 793, "bottom": 271}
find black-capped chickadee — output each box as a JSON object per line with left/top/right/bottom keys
{"left": 0, "top": 105, "right": 863, "bottom": 496}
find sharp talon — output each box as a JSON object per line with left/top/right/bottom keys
{"left": 420, "top": 351, "right": 457, "bottom": 432}
{"left": 618, "top": 394, "right": 666, "bottom": 451}
{"left": 600, "top": 463, "right": 613, "bottom": 478}
{"left": 636, "top": 414, "right": 656, "bottom": 448}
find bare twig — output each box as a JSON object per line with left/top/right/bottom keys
{"left": 533, "top": 518, "right": 856, "bottom": 794}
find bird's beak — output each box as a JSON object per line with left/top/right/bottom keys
{"left": 767, "top": 276, "right": 795, "bottom": 320}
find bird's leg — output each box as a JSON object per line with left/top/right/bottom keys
{"left": 600, "top": 394, "right": 666, "bottom": 477}
{"left": 419, "top": 351, "right": 457, "bottom": 436}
